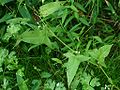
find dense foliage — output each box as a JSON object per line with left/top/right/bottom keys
{"left": 0, "top": 0, "right": 120, "bottom": 90}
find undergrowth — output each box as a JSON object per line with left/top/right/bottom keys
{"left": 0, "top": 0, "right": 120, "bottom": 90}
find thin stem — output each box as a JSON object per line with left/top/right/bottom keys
{"left": 39, "top": 17, "right": 76, "bottom": 53}
{"left": 49, "top": 29, "right": 76, "bottom": 53}
{"left": 99, "top": 66, "right": 120, "bottom": 90}
{"left": 28, "top": 5, "right": 76, "bottom": 53}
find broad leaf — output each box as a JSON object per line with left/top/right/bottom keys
{"left": 39, "top": 1, "right": 65, "bottom": 17}
{"left": 98, "top": 45, "right": 113, "bottom": 58}
{"left": 89, "top": 45, "right": 113, "bottom": 67}
{"left": 98, "top": 45, "right": 113, "bottom": 67}
{"left": 19, "top": 29, "right": 52, "bottom": 48}
{"left": 64, "top": 52, "right": 90, "bottom": 87}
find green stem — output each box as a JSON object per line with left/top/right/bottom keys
{"left": 40, "top": 17, "right": 76, "bottom": 53}
{"left": 99, "top": 66, "right": 120, "bottom": 90}
{"left": 28, "top": 5, "right": 76, "bottom": 53}
{"left": 49, "top": 29, "right": 76, "bottom": 53}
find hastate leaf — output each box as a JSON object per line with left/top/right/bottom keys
{"left": 64, "top": 52, "right": 90, "bottom": 87}
{"left": 88, "top": 45, "right": 113, "bottom": 67}
{"left": 19, "top": 29, "right": 52, "bottom": 48}
{"left": 98, "top": 45, "right": 113, "bottom": 67}
{"left": 98, "top": 45, "right": 113, "bottom": 58}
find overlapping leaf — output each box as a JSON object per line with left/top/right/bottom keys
{"left": 89, "top": 45, "right": 113, "bottom": 67}
{"left": 18, "top": 29, "right": 52, "bottom": 48}
{"left": 39, "top": 1, "right": 65, "bottom": 17}
{"left": 64, "top": 52, "right": 90, "bottom": 87}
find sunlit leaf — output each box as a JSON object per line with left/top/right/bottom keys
{"left": 16, "top": 69, "right": 28, "bottom": 90}
{"left": 39, "top": 1, "right": 65, "bottom": 17}
{"left": 89, "top": 45, "right": 113, "bottom": 67}
{"left": 98, "top": 45, "right": 113, "bottom": 67}
{"left": 52, "top": 58, "right": 62, "bottom": 64}
{"left": 19, "top": 29, "right": 52, "bottom": 48}
{"left": 64, "top": 52, "right": 90, "bottom": 87}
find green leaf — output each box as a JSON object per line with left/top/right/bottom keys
{"left": 64, "top": 16, "right": 74, "bottom": 27}
{"left": 41, "top": 72, "right": 52, "bottom": 78}
{"left": 69, "top": 0, "right": 74, "bottom": 4}
{"left": 0, "top": 13, "right": 13, "bottom": 23}
{"left": 62, "top": 9, "right": 68, "bottom": 24}
{"left": 69, "top": 5, "right": 78, "bottom": 12}
{"left": 39, "top": 1, "right": 65, "bottom": 17}
{"left": 74, "top": 2, "right": 86, "bottom": 13}
{"left": 118, "top": 0, "right": 120, "bottom": 8}
{"left": 74, "top": 12, "right": 80, "bottom": 21}
{"left": 31, "top": 80, "right": 41, "bottom": 90}
{"left": 64, "top": 52, "right": 90, "bottom": 87}
{"left": 16, "top": 69, "right": 28, "bottom": 90}
{"left": 79, "top": 17, "right": 89, "bottom": 26}
{"left": 85, "top": 40, "right": 92, "bottom": 52}
{"left": 105, "top": 0, "right": 116, "bottom": 15}
{"left": 93, "top": 36, "right": 103, "bottom": 43}
{"left": 80, "top": 72, "right": 94, "bottom": 90}
{"left": 19, "top": 29, "right": 52, "bottom": 48}
{"left": 0, "top": 0, "right": 13, "bottom": 5}
{"left": 44, "top": 79, "right": 56, "bottom": 90}
{"left": 18, "top": 5, "right": 32, "bottom": 19}
{"left": 90, "top": 77, "right": 100, "bottom": 87}
{"left": 6, "top": 18, "right": 30, "bottom": 25}
{"left": 91, "top": 6, "right": 98, "bottom": 24}
{"left": 89, "top": 45, "right": 113, "bottom": 67}
{"left": 98, "top": 45, "right": 113, "bottom": 67}
{"left": 16, "top": 75, "right": 28, "bottom": 90}
{"left": 55, "top": 82, "right": 66, "bottom": 90}
{"left": 88, "top": 49, "right": 99, "bottom": 66}
{"left": 98, "top": 45, "right": 113, "bottom": 58}
{"left": 52, "top": 58, "right": 62, "bottom": 64}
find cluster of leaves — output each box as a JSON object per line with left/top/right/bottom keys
{"left": 0, "top": 0, "right": 120, "bottom": 90}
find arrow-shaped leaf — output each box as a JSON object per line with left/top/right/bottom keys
{"left": 64, "top": 52, "right": 90, "bottom": 87}
{"left": 18, "top": 29, "right": 52, "bottom": 48}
